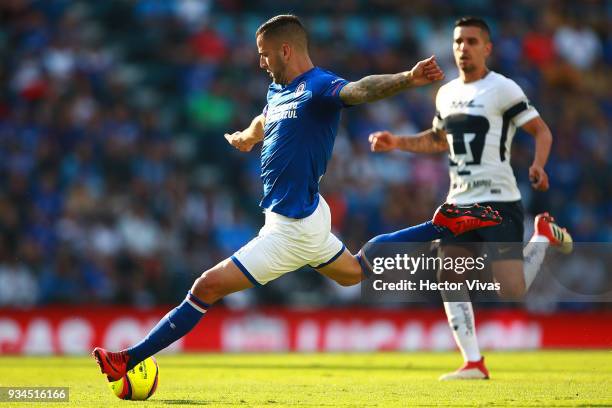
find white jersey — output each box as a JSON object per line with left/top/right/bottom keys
{"left": 433, "top": 71, "right": 539, "bottom": 204}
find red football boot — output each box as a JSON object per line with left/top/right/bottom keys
{"left": 433, "top": 203, "right": 502, "bottom": 236}
{"left": 533, "top": 212, "right": 573, "bottom": 254}
{"left": 92, "top": 347, "right": 130, "bottom": 381}
{"left": 439, "top": 357, "right": 490, "bottom": 380}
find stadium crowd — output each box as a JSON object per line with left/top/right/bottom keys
{"left": 0, "top": 0, "right": 610, "bottom": 308}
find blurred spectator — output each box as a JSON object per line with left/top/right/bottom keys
{"left": 554, "top": 18, "right": 602, "bottom": 70}
{"left": 0, "top": 262, "right": 38, "bottom": 306}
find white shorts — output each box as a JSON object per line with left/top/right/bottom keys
{"left": 231, "top": 195, "right": 345, "bottom": 285}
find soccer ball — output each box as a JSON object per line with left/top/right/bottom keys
{"left": 108, "top": 357, "right": 159, "bottom": 400}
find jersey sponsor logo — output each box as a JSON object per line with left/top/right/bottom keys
{"left": 451, "top": 179, "right": 492, "bottom": 192}
{"left": 450, "top": 99, "right": 484, "bottom": 109}
{"left": 266, "top": 102, "right": 300, "bottom": 122}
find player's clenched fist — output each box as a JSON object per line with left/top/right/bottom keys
{"left": 409, "top": 55, "right": 445, "bottom": 86}
{"left": 368, "top": 130, "right": 399, "bottom": 152}
{"left": 529, "top": 164, "right": 550, "bottom": 191}
{"left": 224, "top": 131, "right": 255, "bottom": 152}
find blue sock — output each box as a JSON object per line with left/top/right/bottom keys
{"left": 369, "top": 221, "right": 449, "bottom": 243}
{"left": 357, "top": 221, "right": 450, "bottom": 278}
{"left": 126, "top": 292, "right": 209, "bottom": 369}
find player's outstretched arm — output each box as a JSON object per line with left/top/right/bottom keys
{"left": 339, "top": 56, "right": 444, "bottom": 105}
{"left": 522, "top": 116, "right": 552, "bottom": 191}
{"left": 369, "top": 128, "right": 449, "bottom": 154}
{"left": 224, "top": 114, "right": 265, "bottom": 152}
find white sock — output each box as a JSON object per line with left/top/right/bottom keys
{"left": 522, "top": 235, "right": 550, "bottom": 289}
{"left": 443, "top": 301, "right": 481, "bottom": 362}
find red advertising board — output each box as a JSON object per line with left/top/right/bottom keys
{"left": 0, "top": 307, "right": 610, "bottom": 355}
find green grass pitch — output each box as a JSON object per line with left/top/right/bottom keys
{"left": 1, "top": 351, "right": 611, "bottom": 407}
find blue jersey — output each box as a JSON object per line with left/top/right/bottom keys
{"left": 260, "top": 67, "right": 349, "bottom": 219}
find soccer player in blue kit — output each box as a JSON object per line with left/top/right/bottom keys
{"left": 93, "top": 15, "right": 501, "bottom": 380}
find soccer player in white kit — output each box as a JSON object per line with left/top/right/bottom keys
{"left": 369, "top": 17, "right": 573, "bottom": 380}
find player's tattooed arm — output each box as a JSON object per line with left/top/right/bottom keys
{"left": 340, "top": 56, "right": 444, "bottom": 105}
{"left": 340, "top": 72, "right": 413, "bottom": 105}
{"left": 369, "top": 128, "right": 449, "bottom": 154}
{"left": 224, "top": 114, "right": 265, "bottom": 152}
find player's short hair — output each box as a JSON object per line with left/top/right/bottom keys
{"left": 455, "top": 17, "right": 491, "bottom": 41}
{"left": 256, "top": 14, "right": 308, "bottom": 50}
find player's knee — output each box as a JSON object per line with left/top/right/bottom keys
{"left": 191, "top": 271, "right": 227, "bottom": 303}
{"left": 497, "top": 282, "right": 526, "bottom": 300}
{"left": 335, "top": 274, "right": 362, "bottom": 287}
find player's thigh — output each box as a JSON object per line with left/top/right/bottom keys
{"left": 438, "top": 243, "right": 479, "bottom": 283}
{"left": 191, "top": 257, "right": 254, "bottom": 304}
{"left": 316, "top": 249, "right": 362, "bottom": 286}
{"left": 491, "top": 259, "right": 525, "bottom": 299}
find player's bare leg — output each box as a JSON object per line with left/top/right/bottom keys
{"left": 190, "top": 258, "right": 255, "bottom": 304}
{"left": 93, "top": 259, "right": 253, "bottom": 381}
{"left": 492, "top": 260, "right": 526, "bottom": 300}
{"left": 316, "top": 249, "right": 362, "bottom": 286}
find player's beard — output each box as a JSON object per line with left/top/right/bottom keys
{"left": 270, "top": 62, "right": 289, "bottom": 85}
{"left": 458, "top": 59, "right": 476, "bottom": 73}
{"left": 273, "top": 69, "right": 288, "bottom": 85}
